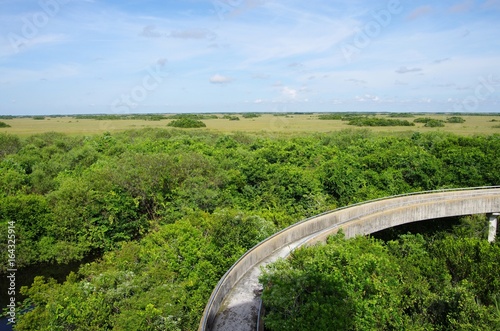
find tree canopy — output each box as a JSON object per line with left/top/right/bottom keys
{"left": 260, "top": 221, "right": 500, "bottom": 331}
{"left": 0, "top": 128, "right": 498, "bottom": 330}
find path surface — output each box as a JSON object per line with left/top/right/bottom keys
{"left": 211, "top": 233, "right": 319, "bottom": 331}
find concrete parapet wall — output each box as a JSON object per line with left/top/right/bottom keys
{"left": 199, "top": 187, "right": 500, "bottom": 331}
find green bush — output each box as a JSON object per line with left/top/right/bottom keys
{"left": 414, "top": 117, "right": 433, "bottom": 123}
{"left": 223, "top": 115, "right": 240, "bottom": 121}
{"left": 168, "top": 114, "right": 217, "bottom": 120}
{"left": 388, "top": 113, "right": 414, "bottom": 118}
{"left": 75, "top": 114, "right": 166, "bottom": 121}
{"left": 424, "top": 119, "right": 445, "bottom": 127}
{"left": 347, "top": 117, "right": 414, "bottom": 127}
{"left": 318, "top": 114, "right": 343, "bottom": 120}
{"left": 242, "top": 113, "right": 261, "bottom": 118}
{"left": 447, "top": 116, "right": 465, "bottom": 123}
{"left": 0, "top": 121, "right": 11, "bottom": 128}
{"left": 260, "top": 229, "right": 500, "bottom": 331}
{"left": 167, "top": 118, "right": 206, "bottom": 128}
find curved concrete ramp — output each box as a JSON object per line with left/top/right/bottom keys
{"left": 199, "top": 187, "right": 500, "bottom": 331}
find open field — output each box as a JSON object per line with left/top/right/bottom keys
{"left": 0, "top": 113, "right": 499, "bottom": 136}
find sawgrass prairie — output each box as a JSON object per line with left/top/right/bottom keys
{"left": 0, "top": 114, "right": 499, "bottom": 137}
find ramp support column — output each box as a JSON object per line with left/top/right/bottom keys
{"left": 488, "top": 213, "right": 499, "bottom": 243}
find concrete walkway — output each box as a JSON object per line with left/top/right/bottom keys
{"left": 212, "top": 233, "right": 320, "bottom": 331}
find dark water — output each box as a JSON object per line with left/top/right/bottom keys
{"left": 0, "top": 319, "right": 12, "bottom": 331}
{"left": 1, "top": 255, "right": 99, "bottom": 330}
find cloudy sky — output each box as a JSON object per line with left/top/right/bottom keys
{"left": 1, "top": 0, "right": 500, "bottom": 115}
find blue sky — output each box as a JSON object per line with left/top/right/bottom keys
{"left": 1, "top": 0, "right": 500, "bottom": 115}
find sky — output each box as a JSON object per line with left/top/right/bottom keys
{"left": 1, "top": 0, "right": 500, "bottom": 115}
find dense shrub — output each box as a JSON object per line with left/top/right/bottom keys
{"left": 424, "top": 119, "right": 445, "bottom": 127}
{"left": 447, "top": 116, "right": 465, "bottom": 123}
{"left": 414, "top": 117, "right": 430, "bottom": 123}
{"left": 318, "top": 114, "right": 344, "bottom": 120}
{"left": 222, "top": 115, "right": 240, "bottom": 121}
{"left": 261, "top": 222, "right": 500, "bottom": 331}
{"left": 167, "top": 118, "right": 206, "bottom": 128}
{"left": 388, "top": 113, "right": 414, "bottom": 117}
{"left": 242, "top": 113, "right": 261, "bottom": 118}
{"left": 347, "top": 117, "right": 414, "bottom": 127}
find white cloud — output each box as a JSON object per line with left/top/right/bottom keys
{"left": 396, "top": 66, "right": 423, "bottom": 74}
{"left": 209, "top": 74, "right": 232, "bottom": 84}
{"left": 1, "top": 33, "right": 67, "bottom": 57}
{"left": 282, "top": 86, "right": 297, "bottom": 99}
{"left": 140, "top": 25, "right": 216, "bottom": 40}
{"left": 346, "top": 78, "right": 367, "bottom": 86}
{"left": 356, "top": 94, "right": 380, "bottom": 102}
{"left": 170, "top": 28, "right": 216, "bottom": 40}
{"left": 433, "top": 57, "right": 451, "bottom": 64}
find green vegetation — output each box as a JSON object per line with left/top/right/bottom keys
{"left": 388, "top": 113, "right": 414, "bottom": 118}
{"left": 241, "top": 113, "right": 261, "bottom": 118}
{"left": 1, "top": 114, "right": 499, "bottom": 136}
{"left": 260, "top": 217, "right": 500, "bottom": 330}
{"left": 317, "top": 113, "right": 360, "bottom": 121}
{"left": 415, "top": 117, "right": 446, "bottom": 127}
{"left": 167, "top": 114, "right": 218, "bottom": 120}
{"left": 425, "top": 119, "right": 445, "bottom": 127}
{"left": 347, "top": 117, "right": 414, "bottom": 127}
{"left": 0, "top": 128, "right": 499, "bottom": 330}
{"left": 447, "top": 116, "right": 466, "bottom": 123}
{"left": 32, "top": 116, "right": 45, "bottom": 120}
{"left": 167, "top": 118, "right": 206, "bottom": 128}
{"left": 414, "top": 117, "right": 434, "bottom": 123}
{"left": 222, "top": 115, "right": 240, "bottom": 121}
{"left": 75, "top": 114, "right": 166, "bottom": 121}
{"left": 0, "top": 121, "right": 11, "bottom": 128}
{"left": 318, "top": 114, "right": 344, "bottom": 120}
